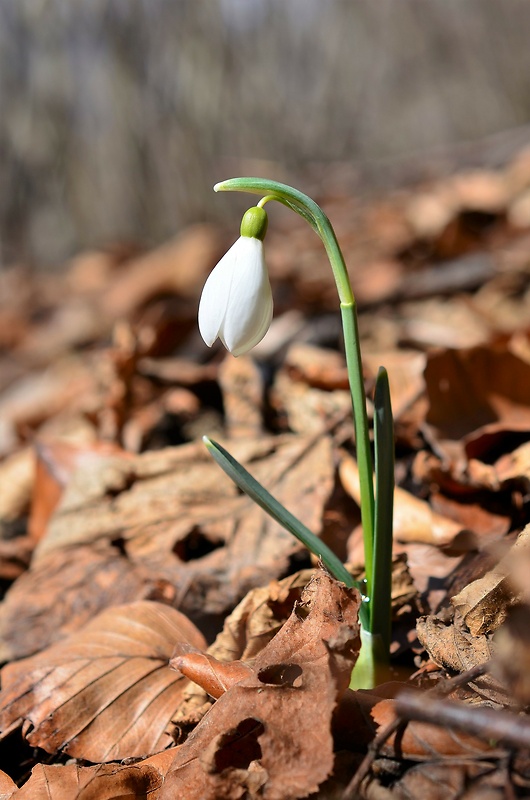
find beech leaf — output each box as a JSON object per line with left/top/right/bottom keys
{"left": 0, "top": 601, "right": 206, "bottom": 762}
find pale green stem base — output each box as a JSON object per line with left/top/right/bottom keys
{"left": 349, "top": 629, "right": 389, "bottom": 690}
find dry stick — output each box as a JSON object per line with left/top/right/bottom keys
{"left": 342, "top": 661, "right": 492, "bottom": 800}
{"left": 427, "top": 661, "right": 492, "bottom": 697}
{"left": 395, "top": 692, "right": 530, "bottom": 750}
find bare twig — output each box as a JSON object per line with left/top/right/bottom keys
{"left": 342, "top": 715, "right": 405, "bottom": 799}
{"left": 395, "top": 692, "right": 530, "bottom": 751}
{"left": 429, "top": 660, "right": 492, "bottom": 697}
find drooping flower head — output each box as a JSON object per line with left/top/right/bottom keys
{"left": 198, "top": 205, "right": 272, "bottom": 357}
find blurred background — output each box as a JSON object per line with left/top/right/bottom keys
{"left": 1, "top": 0, "right": 530, "bottom": 267}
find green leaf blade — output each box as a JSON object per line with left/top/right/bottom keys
{"left": 202, "top": 436, "right": 367, "bottom": 620}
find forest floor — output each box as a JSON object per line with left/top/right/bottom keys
{"left": 1, "top": 151, "right": 530, "bottom": 798}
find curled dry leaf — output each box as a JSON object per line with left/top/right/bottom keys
{"left": 171, "top": 643, "right": 255, "bottom": 699}
{"left": 0, "top": 601, "right": 206, "bottom": 762}
{"left": 207, "top": 569, "right": 314, "bottom": 663}
{"left": 340, "top": 452, "right": 463, "bottom": 547}
{"left": 161, "top": 571, "right": 361, "bottom": 800}
{"left": 424, "top": 344, "right": 530, "bottom": 463}
{"left": 416, "top": 614, "right": 511, "bottom": 705}
{"left": 335, "top": 688, "right": 494, "bottom": 763}
{"left": 389, "top": 759, "right": 507, "bottom": 800}
{"left": 451, "top": 524, "right": 530, "bottom": 636}
{"left": 172, "top": 570, "right": 312, "bottom": 733}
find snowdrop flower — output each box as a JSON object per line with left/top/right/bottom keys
{"left": 198, "top": 206, "right": 272, "bottom": 357}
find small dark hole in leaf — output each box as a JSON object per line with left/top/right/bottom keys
{"left": 294, "top": 599, "right": 311, "bottom": 620}
{"left": 173, "top": 526, "right": 224, "bottom": 562}
{"left": 110, "top": 536, "right": 128, "bottom": 556}
{"left": 258, "top": 662, "right": 303, "bottom": 688}
{"left": 213, "top": 717, "right": 264, "bottom": 771}
{"left": 458, "top": 208, "right": 499, "bottom": 235}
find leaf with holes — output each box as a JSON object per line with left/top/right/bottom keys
{"left": 161, "top": 571, "right": 361, "bottom": 800}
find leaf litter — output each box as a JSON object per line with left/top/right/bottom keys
{"left": 2, "top": 151, "right": 530, "bottom": 797}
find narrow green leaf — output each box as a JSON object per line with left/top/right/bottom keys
{"left": 203, "top": 436, "right": 368, "bottom": 624}
{"left": 370, "top": 367, "right": 394, "bottom": 655}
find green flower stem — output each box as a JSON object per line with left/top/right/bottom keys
{"left": 215, "top": 178, "right": 375, "bottom": 585}
{"left": 340, "top": 301, "right": 375, "bottom": 596}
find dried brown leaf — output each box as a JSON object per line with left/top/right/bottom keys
{"left": 0, "top": 770, "right": 16, "bottom": 800}
{"left": 0, "top": 544, "right": 177, "bottom": 662}
{"left": 161, "top": 572, "right": 361, "bottom": 800}
{"left": 0, "top": 449, "right": 34, "bottom": 530}
{"left": 272, "top": 344, "right": 352, "bottom": 435}
{"left": 13, "top": 751, "right": 174, "bottom": 800}
{"left": 493, "top": 604, "right": 530, "bottom": 704}
{"left": 33, "top": 435, "right": 335, "bottom": 624}
{"left": 171, "top": 643, "right": 255, "bottom": 699}
{"left": 209, "top": 569, "right": 314, "bottom": 663}
{"left": 100, "top": 225, "right": 225, "bottom": 319}
{"left": 416, "top": 614, "right": 510, "bottom": 705}
{"left": 172, "top": 570, "right": 312, "bottom": 732}
{"left": 218, "top": 355, "right": 264, "bottom": 439}
{"left": 0, "top": 357, "right": 94, "bottom": 436}
{"left": 495, "top": 439, "right": 530, "bottom": 487}
{"left": 451, "top": 525, "right": 530, "bottom": 636}
{"left": 425, "top": 344, "right": 530, "bottom": 460}
{"left": 371, "top": 695, "right": 495, "bottom": 761}
{"left": 0, "top": 601, "right": 206, "bottom": 762}
{"left": 0, "top": 448, "right": 35, "bottom": 580}
{"left": 362, "top": 349, "right": 427, "bottom": 420}
{"left": 340, "top": 452, "right": 463, "bottom": 547}
{"left": 29, "top": 440, "right": 129, "bottom": 542}
{"left": 391, "top": 760, "right": 505, "bottom": 800}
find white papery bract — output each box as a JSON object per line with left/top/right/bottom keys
{"left": 198, "top": 235, "right": 273, "bottom": 357}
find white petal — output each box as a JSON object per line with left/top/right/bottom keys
{"left": 198, "top": 236, "right": 273, "bottom": 356}
{"left": 219, "top": 238, "right": 272, "bottom": 356}
{"left": 197, "top": 239, "right": 239, "bottom": 346}
{"left": 228, "top": 279, "right": 273, "bottom": 356}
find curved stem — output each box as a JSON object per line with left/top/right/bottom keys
{"left": 215, "top": 178, "right": 353, "bottom": 302}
